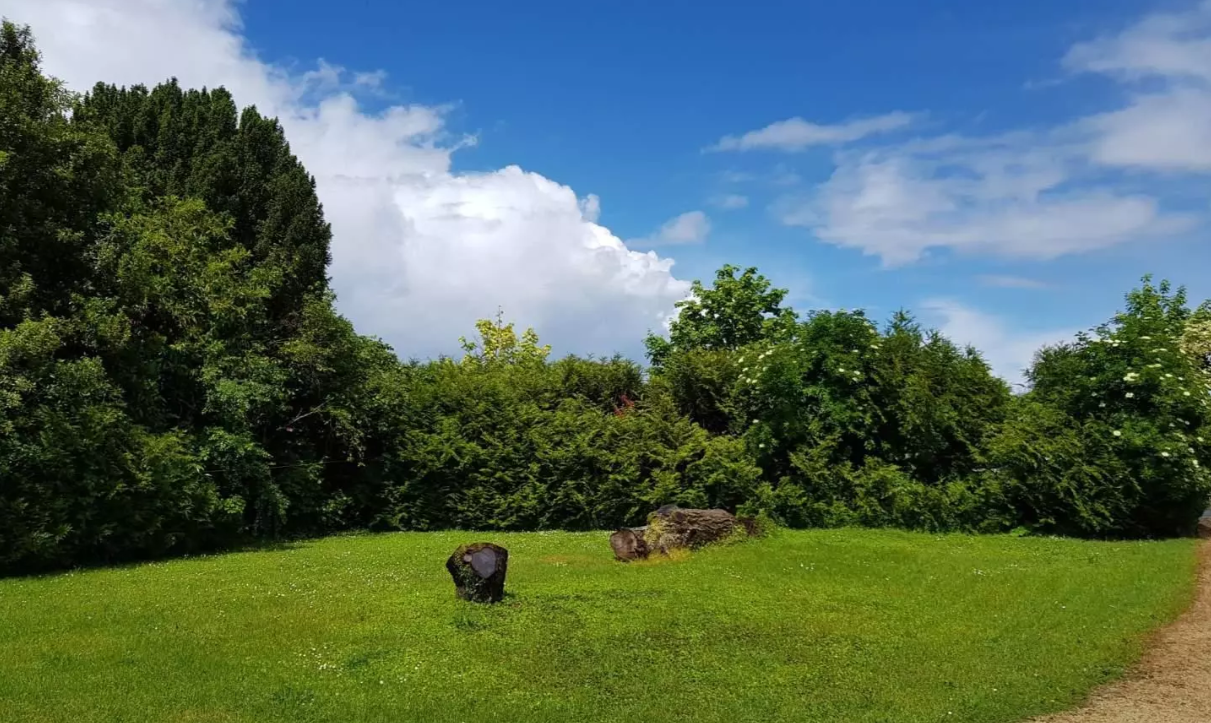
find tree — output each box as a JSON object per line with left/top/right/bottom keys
{"left": 0, "top": 24, "right": 402, "bottom": 570}
{"left": 72, "top": 80, "right": 332, "bottom": 323}
{"left": 459, "top": 309, "right": 551, "bottom": 367}
{"left": 645, "top": 265, "right": 797, "bottom": 366}
{"left": 0, "top": 21, "right": 119, "bottom": 325}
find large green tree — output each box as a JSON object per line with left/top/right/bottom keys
{"left": 0, "top": 22, "right": 397, "bottom": 570}
{"left": 0, "top": 22, "right": 118, "bottom": 325}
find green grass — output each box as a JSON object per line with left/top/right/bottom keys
{"left": 0, "top": 529, "right": 1199, "bottom": 723}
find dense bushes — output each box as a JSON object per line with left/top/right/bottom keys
{"left": 984, "top": 280, "right": 1211, "bottom": 537}
{"left": 2, "top": 21, "right": 1210, "bottom": 573}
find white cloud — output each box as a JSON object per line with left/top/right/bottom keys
{"left": 711, "top": 194, "right": 749, "bottom": 210}
{"left": 782, "top": 133, "right": 1192, "bottom": 265}
{"left": 629, "top": 211, "right": 711, "bottom": 246}
{"left": 1065, "top": 2, "right": 1211, "bottom": 172}
{"left": 1063, "top": 2, "right": 1211, "bottom": 84}
{"left": 5, "top": 0, "right": 690, "bottom": 359}
{"left": 579, "top": 194, "right": 602, "bottom": 223}
{"left": 977, "top": 275, "right": 1048, "bottom": 289}
{"left": 711, "top": 112, "right": 915, "bottom": 152}
{"left": 921, "top": 299, "right": 1079, "bottom": 387}
{"left": 766, "top": 3, "right": 1211, "bottom": 265}
{"left": 1084, "top": 90, "right": 1211, "bottom": 170}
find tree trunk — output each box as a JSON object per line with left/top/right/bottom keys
{"left": 446, "top": 542, "right": 509, "bottom": 603}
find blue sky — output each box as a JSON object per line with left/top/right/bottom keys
{"left": 6, "top": 0, "right": 1211, "bottom": 383}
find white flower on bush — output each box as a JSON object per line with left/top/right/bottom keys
{"left": 1124, "top": 372, "right": 1140, "bottom": 382}
{"left": 1162, "top": 451, "right": 1171, "bottom": 458}
{"left": 1126, "top": 392, "right": 1135, "bottom": 398}
{"left": 1141, "top": 335, "right": 1152, "bottom": 340}
{"left": 1113, "top": 430, "right": 1122, "bottom": 437}
{"left": 1099, "top": 402, "right": 1107, "bottom": 408}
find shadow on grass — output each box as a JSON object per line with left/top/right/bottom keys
{"left": 0, "top": 535, "right": 323, "bottom": 582}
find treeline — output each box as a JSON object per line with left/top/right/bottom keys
{"left": 3, "top": 22, "right": 1211, "bottom": 573}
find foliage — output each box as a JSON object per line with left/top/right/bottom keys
{"left": 644, "top": 264, "right": 797, "bottom": 367}
{"left": 459, "top": 308, "right": 552, "bottom": 367}
{"left": 0, "top": 22, "right": 389, "bottom": 571}
{"left": 2, "top": 20, "right": 1209, "bottom": 573}
{"left": 372, "top": 352, "right": 762, "bottom": 533}
{"left": 0, "top": 530, "right": 1198, "bottom": 722}
{"left": 987, "top": 278, "right": 1211, "bottom": 537}
{"left": 727, "top": 308, "right": 1011, "bottom": 530}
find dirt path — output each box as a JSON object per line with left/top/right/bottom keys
{"left": 1032, "top": 541, "right": 1211, "bottom": 723}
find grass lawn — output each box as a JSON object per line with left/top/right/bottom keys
{"left": 0, "top": 529, "right": 1199, "bottom": 723}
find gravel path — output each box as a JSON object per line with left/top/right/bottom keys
{"left": 1032, "top": 541, "right": 1211, "bottom": 723}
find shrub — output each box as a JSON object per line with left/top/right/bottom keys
{"left": 992, "top": 278, "right": 1211, "bottom": 537}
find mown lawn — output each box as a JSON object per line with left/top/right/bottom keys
{"left": 0, "top": 529, "right": 1199, "bottom": 723}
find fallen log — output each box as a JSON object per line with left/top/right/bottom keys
{"left": 611, "top": 506, "right": 753, "bottom": 561}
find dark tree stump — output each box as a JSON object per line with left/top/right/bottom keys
{"left": 611, "top": 506, "right": 753, "bottom": 561}
{"left": 610, "top": 526, "right": 650, "bottom": 562}
{"left": 1198, "top": 510, "right": 1211, "bottom": 539}
{"left": 446, "top": 542, "right": 508, "bottom": 603}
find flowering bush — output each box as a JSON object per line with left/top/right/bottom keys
{"left": 990, "top": 278, "right": 1211, "bottom": 537}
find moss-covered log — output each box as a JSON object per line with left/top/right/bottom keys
{"left": 611, "top": 506, "right": 753, "bottom": 561}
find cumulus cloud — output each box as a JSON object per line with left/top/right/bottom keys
{"left": 711, "top": 112, "right": 915, "bottom": 152}
{"left": 629, "top": 211, "right": 712, "bottom": 246}
{"left": 920, "top": 299, "right": 1079, "bottom": 387}
{"left": 4, "top": 0, "right": 690, "bottom": 359}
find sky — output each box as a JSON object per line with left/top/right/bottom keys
{"left": 3, "top": 0, "right": 1211, "bottom": 385}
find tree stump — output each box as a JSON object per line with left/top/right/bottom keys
{"left": 611, "top": 506, "right": 753, "bottom": 561}
{"left": 609, "top": 526, "right": 650, "bottom": 562}
{"left": 446, "top": 542, "right": 508, "bottom": 603}
{"left": 1198, "top": 510, "right": 1211, "bottom": 540}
